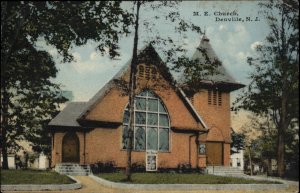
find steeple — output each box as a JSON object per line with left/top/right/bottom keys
{"left": 191, "top": 35, "right": 245, "bottom": 91}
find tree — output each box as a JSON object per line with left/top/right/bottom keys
{"left": 123, "top": 0, "right": 216, "bottom": 181}
{"left": 234, "top": 0, "right": 299, "bottom": 177}
{"left": 231, "top": 129, "right": 245, "bottom": 154}
{"left": 1, "top": 1, "right": 133, "bottom": 169}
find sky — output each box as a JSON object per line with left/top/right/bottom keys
{"left": 38, "top": 1, "right": 271, "bottom": 130}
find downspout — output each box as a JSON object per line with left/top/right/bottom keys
{"left": 189, "top": 130, "right": 208, "bottom": 169}
{"left": 189, "top": 133, "right": 197, "bottom": 166}
{"left": 196, "top": 130, "right": 209, "bottom": 169}
{"left": 83, "top": 131, "right": 86, "bottom": 164}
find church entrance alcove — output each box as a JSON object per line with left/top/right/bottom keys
{"left": 62, "top": 132, "right": 80, "bottom": 163}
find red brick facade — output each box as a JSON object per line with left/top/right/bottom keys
{"left": 50, "top": 39, "right": 244, "bottom": 170}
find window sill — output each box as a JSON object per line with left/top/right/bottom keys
{"left": 120, "top": 149, "right": 171, "bottom": 153}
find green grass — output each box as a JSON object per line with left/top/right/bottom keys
{"left": 1, "top": 169, "right": 75, "bottom": 185}
{"left": 96, "top": 172, "right": 280, "bottom": 184}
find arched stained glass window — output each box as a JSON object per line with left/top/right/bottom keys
{"left": 122, "top": 90, "right": 170, "bottom": 152}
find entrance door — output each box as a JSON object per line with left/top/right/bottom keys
{"left": 62, "top": 132, "right": 80, "bottom": 163}
{"left": 206, "top": 142, "right": 223, "bottom": 166}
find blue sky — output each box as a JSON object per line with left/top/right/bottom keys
{"left": 39, "top": 1, "right": 270, "bottom": 103}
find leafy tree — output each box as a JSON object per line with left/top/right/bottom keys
{"left": 234, "top": 0, "right": 299, "bottom": 177}
{"left": 1, "top": 1, "right": 133, "bottom": 169}
{"left": 231, "top": 129, "right": 245, "bottom": 154}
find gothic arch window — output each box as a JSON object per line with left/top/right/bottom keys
{"left": 122, "top": 90, "right": 170, "bottom": 152}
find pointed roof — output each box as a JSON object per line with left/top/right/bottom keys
{"left": 175, "top": 35, "right": 245, "bottom": 91}
{"left": 77, "top": 43, "right": 174, "bottom": 120}
{"left": 77, "top": 43, "right": 207, "bottom": 129}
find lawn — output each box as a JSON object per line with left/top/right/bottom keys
{"left": 96, "top": 172, "right": 280, "bottom": 184}
{"left": 1, "top": 169, "right": 75, "bottom": 185}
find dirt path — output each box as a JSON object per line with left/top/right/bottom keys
{"left": 3, "top": 176, "right": 299, "bottom": 193}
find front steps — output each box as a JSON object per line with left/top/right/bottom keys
{"left": 55, "top": 163, "right": 91, "bottom": 176}
{"left": 206, "top": 166, "right": 244, "bottom": 176}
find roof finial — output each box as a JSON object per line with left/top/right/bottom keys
{"left": 202, "top": 26, "right": 210, "bottom": 42}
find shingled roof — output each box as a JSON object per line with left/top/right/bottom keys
{"left": 48, "top": 102, "right": 87, "bottom": 127}
{"left": 175, "top": 35, "right": 245, "bottom": 91}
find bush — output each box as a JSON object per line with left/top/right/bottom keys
{"left": 90, "top": 161, "right": 116, "bottom": 174}
{"left": 132, "top": 162, "right": 146, "bottom": 172}
{"left": 177, "top": 162, "right": 192, "bottom": 173}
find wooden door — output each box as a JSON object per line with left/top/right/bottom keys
{"left": 206, "top": 142, "right": 223, "bottom": 166}
{"left": 62, "top": 132, "right": 80, "bottom": 163}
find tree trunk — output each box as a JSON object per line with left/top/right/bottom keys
{"left": 248, "top": 146, "right": 253, "bottom": 176}
{"left": 277, "top": 71, "right": 289, "bottom": 178}
{"left": 1, "top": 77, "right": 9, "bottom": 169}
{"left": 126, "top": 0, "right": 141, "bottom": 181}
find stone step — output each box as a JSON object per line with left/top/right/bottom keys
{"left": 55, "top": 163, "right": 91, "bottom": 176}
{"left": 206, "top": 166, "right": 244, "bottom": 176}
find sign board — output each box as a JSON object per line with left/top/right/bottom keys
{"left": 146, "top": 150, "right": 157, "bottom": 171}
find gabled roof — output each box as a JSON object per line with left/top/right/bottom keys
{"left": 175, "top": 35, "right": 245, "bottom": 91}
{"left": 48, "top": 102, "right": 87, "bottom": 127}
{"left": 78, "top": 43, "right": 207, "bottom": 130}
{"left": 77, "top": 43, "right": 172, "bottom": 120}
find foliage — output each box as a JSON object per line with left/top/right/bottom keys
{"left": 90, "top": 161, "right": 117, "bottom": 173}
{"left": 233, "top": 0, "right": 299, "bottom": 177}
{"left": 96, "top": 172, "right": 280, "bottom": 184}
{"left": 231, "top": 129, "right": 245, "bottom": 154}
{"left": 1, "top": 169, "right": 74, "bottom": 184}
{"left": 122, "top": 0, "right": 219, "bottom": 180}
{"left": 131, "top": 161, "right": 146, "bottom": 173}
{"left": 1, "top": 1, "right": 133, "bottom": 169}
{"left": 177, "top": 162, "right": 192, "bottom": 173}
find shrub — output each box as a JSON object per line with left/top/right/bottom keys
{"left": 177, "top": 162, "right": 192, "bottom": 173}
{"left": 90, "top": 161, "right": 116, "bottom": 174}
{"left": 132, "top": 162, "right": 146, "bottom": 172}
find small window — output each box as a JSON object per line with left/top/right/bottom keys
{"left": 213, "top": 90, "right": 217, "bottom": 105}
{"left": 208, "top": 90, "right": 212, "bottom": 105}
{"left": 138, "top": 65, "right": 145, "bottom": 78}
{"left": 208, "top": 89, "right": 222, "bottom": 106}
{"left": 151, "top": 67, "right": 157, "bottom": 79}
{"left": 199, "top": 143, "right": 206, "bottom": 154}
{"left": 218, "top": 91, "right": 222, "bottom": 106}
{"left": 145, "top": 66, "right": 150, "bottom": 80}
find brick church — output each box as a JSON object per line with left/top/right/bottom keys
{"left": 49, "top": 35, "right": 244, "bottom": 170}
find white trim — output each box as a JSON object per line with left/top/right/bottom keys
{"left": 121, "top": 90, "right": 171, "bottom": 152}
{"left": 178, "top": 88, "right": 208, "bottom": 129}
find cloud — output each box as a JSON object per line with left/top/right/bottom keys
{"left": 72, "top": 52, "right": 81, "bottom": 62}
{"left": 250, "top": 41, "right": 262, "bottom": 51}
{"left": 219, "top": 24, "right": 227, "bottom": 31}
{"left": 48, "top": 49, "right": 58, "bottom": 57}
{"left": 89, "top": 51, "right": 99, "bottom": 61}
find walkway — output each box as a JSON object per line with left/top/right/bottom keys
{"left": 3, "top": 176, "right": 299, "bottom": 193}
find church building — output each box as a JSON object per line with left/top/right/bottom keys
{"left": 49, "top": 35, "right": 244, "bottom": 170}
